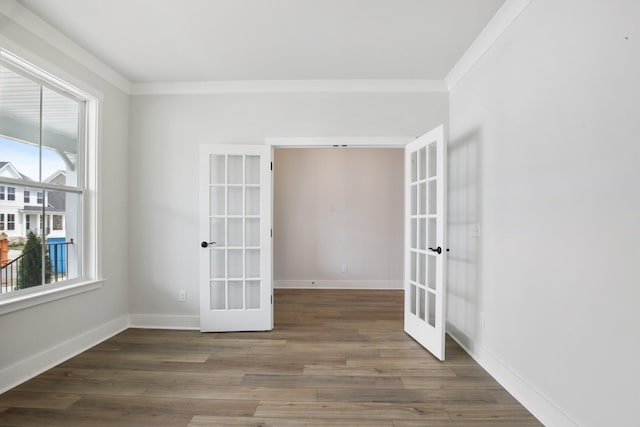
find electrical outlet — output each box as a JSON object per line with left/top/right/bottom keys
{"left": 341, "top": 264, "right": 348, "bottom": 273}
{"left": 179, "top": 290, "right": 186, "bottom": 302}
{"left": 471, "top": 223, "right": 481, "bottom": 238}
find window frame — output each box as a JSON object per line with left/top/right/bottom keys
{"left": 0, "top": 48, "right": 103, "bottom": 314}
{"left": 6, "top": 213, "right": 15, "bottom": 230}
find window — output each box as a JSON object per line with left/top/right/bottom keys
{"left": 0, "top": 214, "right": 4, "bottom": 230}
{"left": 53, "top": 215, "right": 63, "bottom": 230}
{"left": 0, "top": 186, "right": 4, "bottom": 200}
{"left": 0, "top": 49, "right": 99, "bottom": 298}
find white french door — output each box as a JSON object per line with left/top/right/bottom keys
{"left": 404, "top": 125, "right": 446, "bottom": 360}
{"left": 199, "top": 145, "right": 273, "bottom": 332}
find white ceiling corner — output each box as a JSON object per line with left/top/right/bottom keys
{"left": 446, "top": 0, "right": 533, "bottom": 90}
{"left": 0, "top": 0, "right": 132, "bottom": 93}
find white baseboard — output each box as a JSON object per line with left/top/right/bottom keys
{"left": 447, "top": 331, "right": 578, "bottom": 427}
{"left": 0, "top": 315, "right": 128, "bottom": 394}
{"left": 274, "top": 280, "right": 402, "bottom": 290}
{"left": 129, "top": 314, "right": 200, "bottom": 330}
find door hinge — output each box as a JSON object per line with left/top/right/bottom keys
{"left": 270, "top": 162, "right": 273, "bottom": 171}
{"left": 271, "top": 295, "right": 273, "bottom": 304}
{"left": 270, "top": 228, "right": 273, "bottom": 238}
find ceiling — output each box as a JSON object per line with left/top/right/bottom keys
{"left": 17, "top": 0, "right": 505, "bottom": 84}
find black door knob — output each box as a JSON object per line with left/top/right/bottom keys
{"left": 201, "top": 241, "right": 216, "bottom": 248}
{"left": 428, "top": 246, "right": 442, "bottom": 254}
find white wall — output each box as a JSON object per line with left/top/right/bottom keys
{"left": 447, "top": 1, "right": 640, "bottom": 425}
{"left": 128, "top": 92, "right": 447, "bottom": 324}
{"left": 0, "top": 12, "right": 130, "bottom": 390}
{"left": 273, "top": 148, "right": 403, "bottom": 288}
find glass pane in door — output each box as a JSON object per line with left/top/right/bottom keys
{"left": 428, "top": 180, "right": 437, "bottom": 215}
{"left": 246, "top": 218, "right": 260, "bottom": 247}
{"left": 211, "top": 155, "right": 226, "bottom": 184}
{"left": 428, "top": 145, "right": 437, "bottom": 179}
{"left": 210, "top": 281, "right": 226, "bottom": 310}
{"left": 228, "top": 218, "right": 242, "bottom": 247}
{"left": 210, "top": 187, "right": 225, "bottom": 216}
{"left": 245, "top": 156, "right": 260, "bottom": 185}
{"left": 210, "top": 218, "right": 226, "bottom": 246}
{"left": 228, "top": 281, "right": 243, "bottom": 309}
{"left": 427, "top": 291, "right": 436, "bottom": 327}
{"left": 228, "top": 187, "right": 242, "bottom": 215}
{"left": 228, "top": 156, "right": 243, "bottom": 184}
{"left": 428, "top": 255, "right": 436, "bottom": 290}
{"left": 246, "top": 280, "right": 261, "bottom": 309}
{"left": 210, "top": 250, "right": 225, "bottom": 278}
{"left": 419, "top": 147, "right": 427, "bottom": 180}
{"left": 246, "top": 249, "right": 260, "bottom": 278}
{"left": 418, "top": 287, "right": 426, "bottom": 321}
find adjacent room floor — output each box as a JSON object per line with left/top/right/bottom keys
{"left": 0, "top": 289, "right": 541, "bottom": 426}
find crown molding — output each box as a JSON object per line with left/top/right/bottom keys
{"left": 446, "top": 0, "right": 533, "bottom": 90}
{"left": 0, "top": 0, "right": 132, "bottom": 94}
{"left": 131, "top": 79, "right": 447, "bottom": 95}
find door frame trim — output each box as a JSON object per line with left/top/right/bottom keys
{"left": 266, "top": 135, "right": 422, "bottom": 318}
{"left": 266, "top": 137, "right": 413, "bottom": 148}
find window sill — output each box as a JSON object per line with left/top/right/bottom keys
{"left": 0, "top": 279, "right": 104, "bottom": 316}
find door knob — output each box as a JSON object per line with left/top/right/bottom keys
{"left": 201, "top": 241, "right": 216, "bottom": 248}
{"left": 428, "top": 246, "right": 442, "bottom": 254}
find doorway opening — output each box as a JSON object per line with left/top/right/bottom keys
{"left": 272, "top": 147, "right": 405, "bottom": 291}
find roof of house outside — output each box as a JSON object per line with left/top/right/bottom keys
{"left": 1, "top": 161, "right": 66, "bottom": 210}
{"left": 0, "top": 161, "right": 34, "bottom": 181}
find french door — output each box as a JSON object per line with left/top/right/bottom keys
{"left": 199, "top": 145, "right": 273, "bottom": 332}
{"left": 404, "top": 125, "right": 446, "bottom": 360}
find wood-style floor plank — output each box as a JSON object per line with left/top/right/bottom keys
{"left": 254, "top": 400, "right": 451, "bottom": 421}
{"left": 0, "top": 289, "right": 541, "bottom": 426}
{"left": 189, "top": 415, "right": 394, "bottom": 427}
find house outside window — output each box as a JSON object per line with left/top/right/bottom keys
{"left": 0, "top": 49, "right": 100, "bottom": 297}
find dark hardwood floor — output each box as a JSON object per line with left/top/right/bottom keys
{"left": 0, "top": 289, "right": 542, "bottom": 426}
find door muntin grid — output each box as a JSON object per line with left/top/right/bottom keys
{"left": 409, "top": 143, "right": 438, "bottom": 327}
{"left": 209, "top": 154, "right": 262, "bottom": 311}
